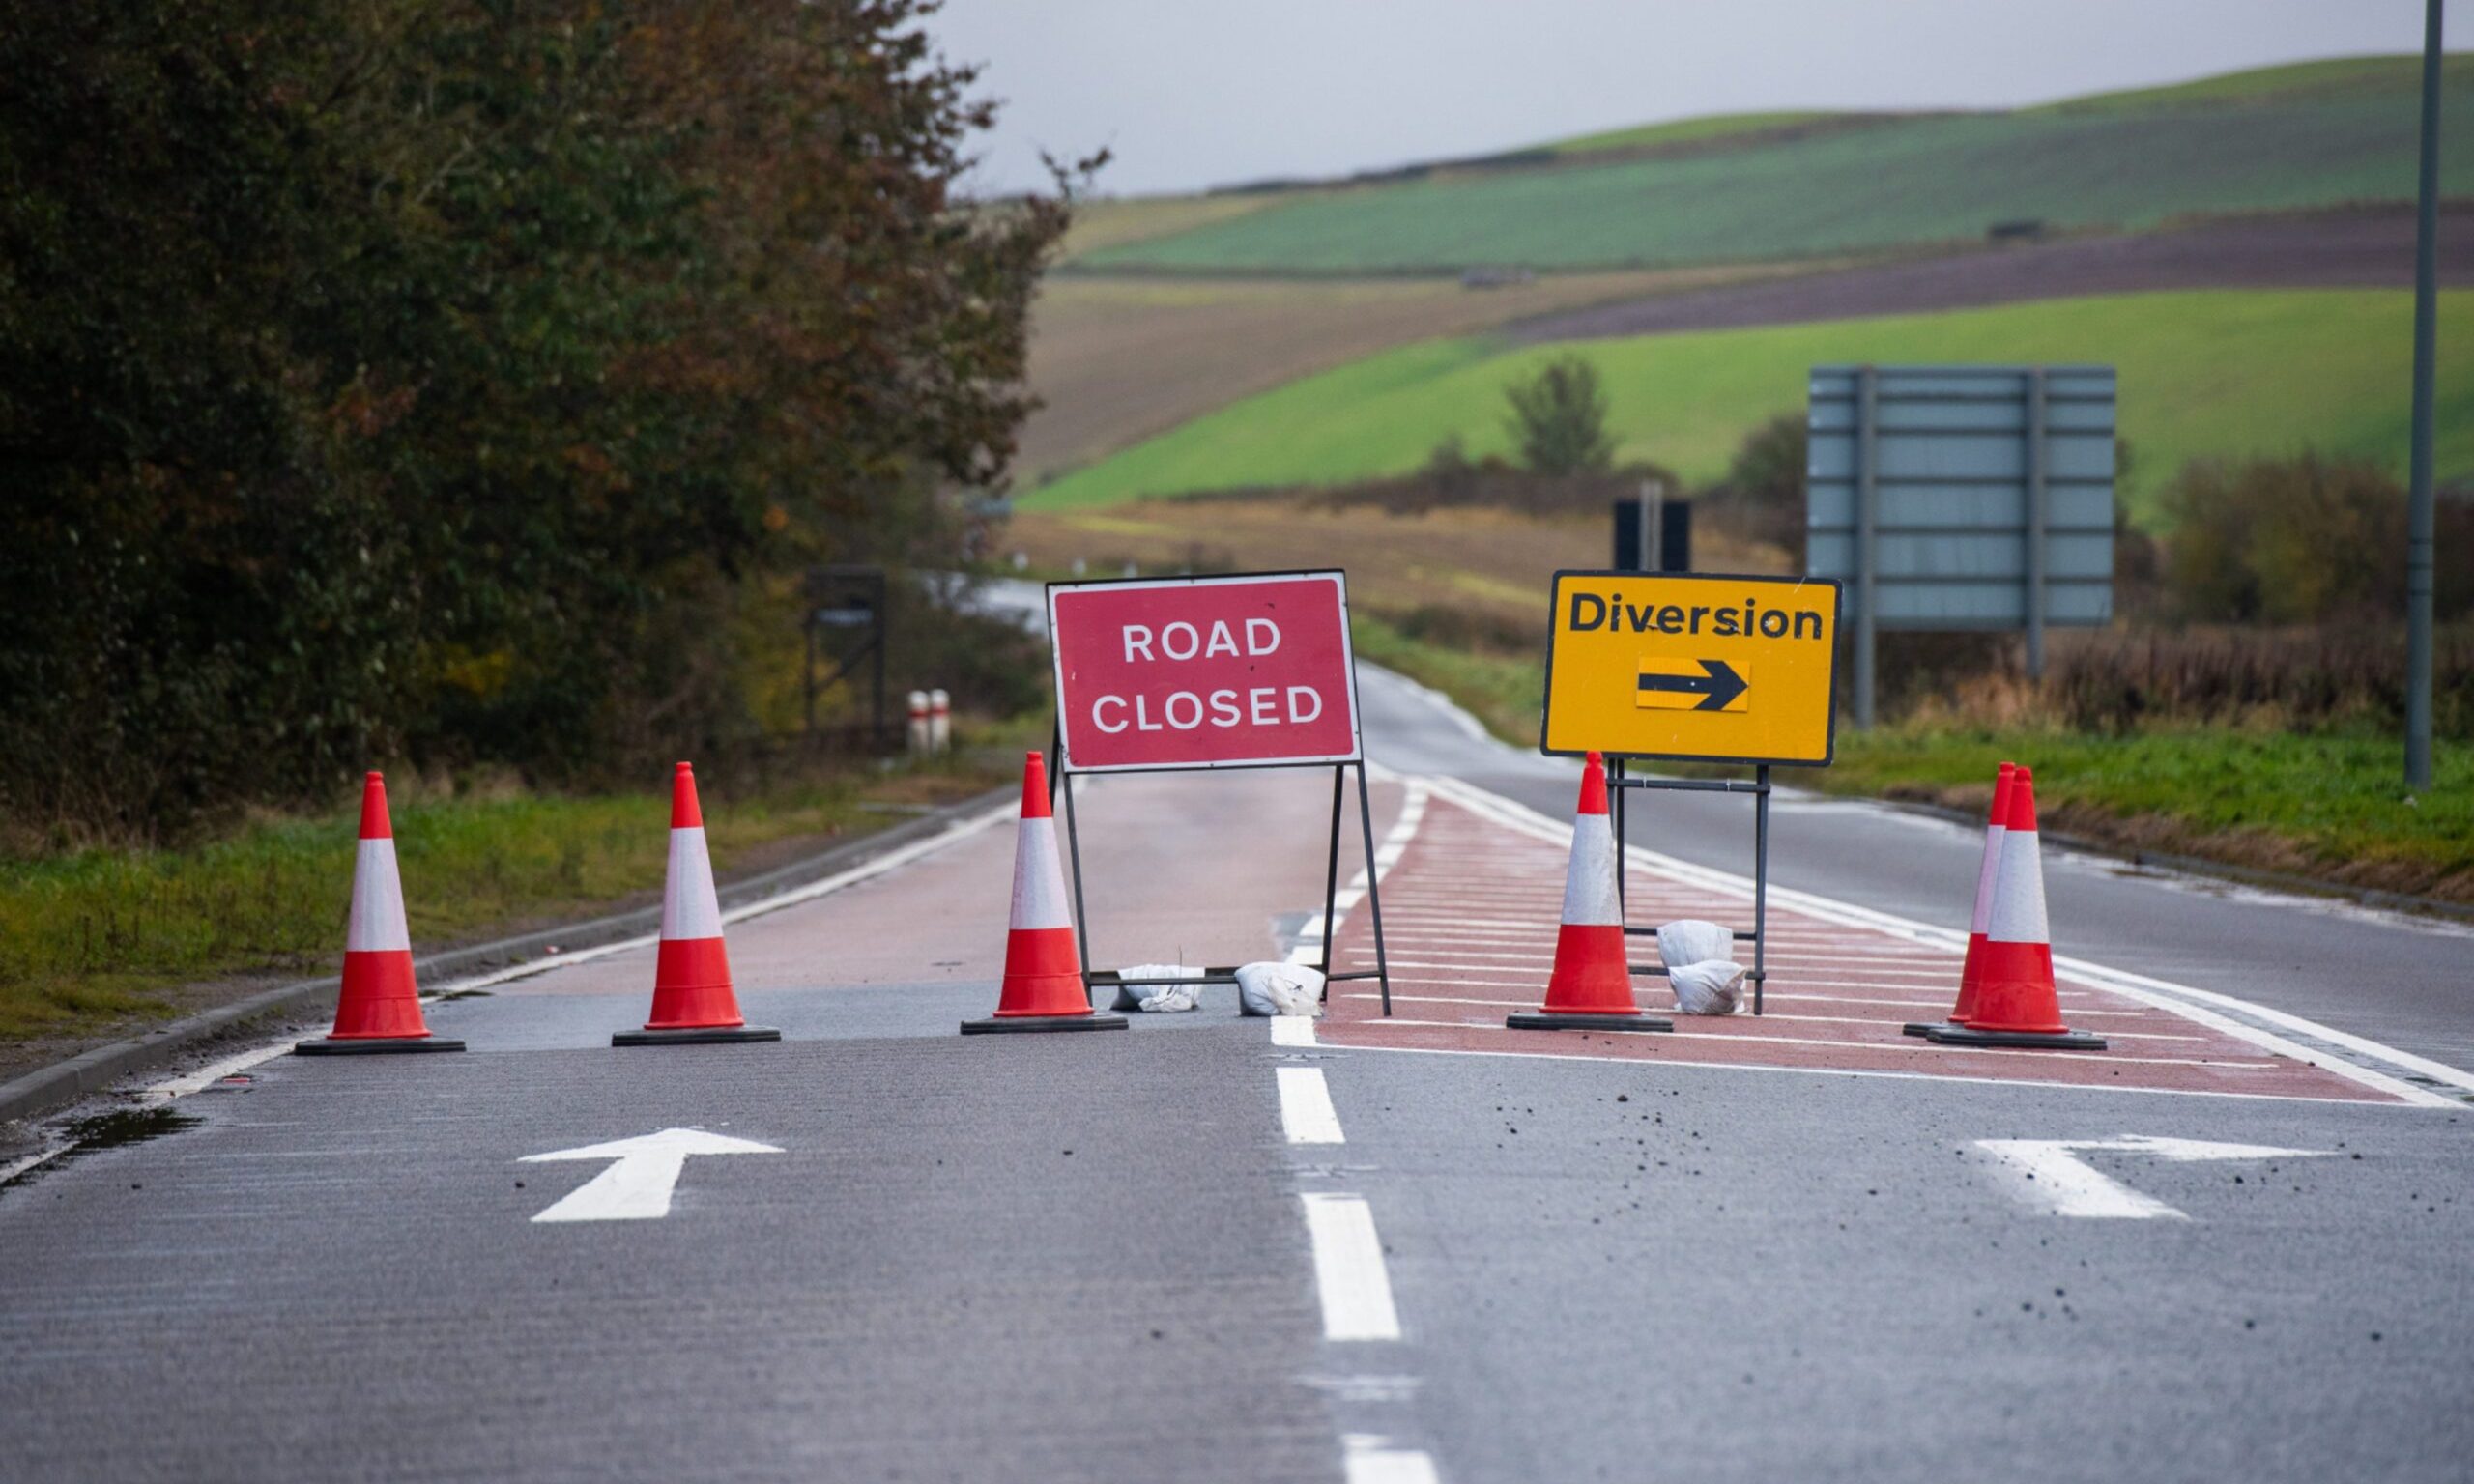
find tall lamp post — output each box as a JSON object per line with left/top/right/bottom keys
{"left": 2406, "top": 0, "right": 2443, "bottom": 790}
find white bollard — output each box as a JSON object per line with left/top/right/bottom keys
{"left": 906, "top": 690, "right": 931, "bottom": 757}
{"left": 929, "top": 689, "right": 952, "bottom": 756}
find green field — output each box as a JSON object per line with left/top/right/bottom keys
{"left": 1075, "top": 56, "right": 2474, "bottom": 274}
{"left": 1026, "top": 290, "right": 2474, "bottom": 523}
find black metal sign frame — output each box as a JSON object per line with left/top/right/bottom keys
{"left": 1042, "top": 570, "right": 1395, "bottom": 1014}
{"left": 1608, "top": 758, "right": 1774, "bottom": 1016}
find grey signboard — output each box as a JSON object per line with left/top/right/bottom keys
{"left": 1804, "top": 364, "right": 2116, "bottom": 721}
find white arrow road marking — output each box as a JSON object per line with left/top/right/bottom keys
{"left": 521, "top": 1127, "right": 782, "bottom": 1223}
{"left": 1975, "top": 1134, "right": 2332, "bottom": 1219}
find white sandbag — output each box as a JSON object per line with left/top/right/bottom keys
{"left": 1236, "top": 961, "right": 1326, "bottom": 1017}
{"left": 1656, "top": 919, "right": 1733, "bottom": 969}
{"left": 1668, "top": 959, "right": 1747, "bottom": 1015}
{"left": 1110, "top": 963, "right": 1203, "bottom": 1012}
{"left": 1136, "top": 984, "right": 1202, "bottom": 1013}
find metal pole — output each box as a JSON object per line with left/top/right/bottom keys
{"left": 1752, "top": 765, "right": 1771, "bottom": 1016}
{"left": 1856, "top": 366, "right": 1879, "bottom": 728}
{"left": 1611, "top": 755, "right": 1627, "bottom": 917}
{"left": 1353, "top": 763, "right": 1394, "bottom": 1016}
{"left": 873, "top": 577, "right": 889, "bottom": 743}
{"left": 1640, "top": 480, "right": 1663, "bottom": 573}
{"left": 1318, "top": 764, "right": 1345, "bottom": 978}
{"left": 1058, "top": 768, "right": 1095, "bottom": 1002}
{"left": 802, "top": 615, "right": 817, "bottom": 739}
{"left": 2026, "top": 367, "right": 2048, "bottom": 681}
{"left": 2407, "top": 0, "right": 2443, "bottom": 790}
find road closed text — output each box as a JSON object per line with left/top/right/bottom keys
{"left": 1050, "top": 574, "right": 1362, "bottom": 770}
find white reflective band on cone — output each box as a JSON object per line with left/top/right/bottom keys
{"left": 1969, "top": 821, "right": 2007, "bottom": 935}
{"left": 661, "top": 825, "right": 724, "bottom": 941}
{"left": 1986, "top": 826, "right": 2050, "bottom": 944}
{"left": 1011, "top": 816, "right": 1074, "bottom": 930}
{"left": 345, "top": 838, "right": 412, "bottom": 952}
{"left": 1559, "top": 811, "right": 1622, "bottom": 927}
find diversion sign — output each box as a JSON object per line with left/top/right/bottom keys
{"left": 1540, "top": 571, "right": 1841, "bottom": 766}
{"left": 1049, "top": 571, "right": 1363, "bottom": 772}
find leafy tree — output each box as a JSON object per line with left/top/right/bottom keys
{"left": 1504, "top": 356, "right": 1614, "bottom": 476}
{"left": 0, "top": 0, "right": 1083, "bottom": 838}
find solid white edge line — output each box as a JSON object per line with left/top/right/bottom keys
{"left": 1279, "top": 1066, "right": 1346, "bottom": 1144}
{"left": 136, "top": 801, "right": 1020, "bottom": 1100}
{"left": 1300, "top": 1192, "right": 1402, "bottom": 1341}
{"left": 1308, "top": 1037, "right": 2421, "bottom": 1107}
{"left": 1275, "top": 777, "right": 1429, "bottom": 1045}
{"left": 1419, "top": 773, "right": 2462, "bottom": 1109}
{"left": 1271, "top": 1016, "right": 1318, "bottom": 1048}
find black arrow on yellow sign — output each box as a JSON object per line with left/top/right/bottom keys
{"left": 1636, "top": 658, "right": 1749, "bottom": 712}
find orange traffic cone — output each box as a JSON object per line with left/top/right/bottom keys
{"left": 1924, "top": 767, "right": 2105, "bottom": 1050}
{"left": 614, "top": 763, "right": 780, "bottom": 1045}
{"left": 1509, "top": 753, "right": 1672, "bottom": 1034}
{"left": 296, "top": 772, "right": 465, "bottom": 1055}
{"left": 1904, "top": 761, "right": 2014, "bottom": 1038}
{"left": 963, "top": 752, "right": 1126, "bottom": 1035}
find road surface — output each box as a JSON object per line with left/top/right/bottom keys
{"left": 2, "top": 648, "right": 2468, "bottom": 1483}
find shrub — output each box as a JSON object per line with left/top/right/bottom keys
{"left": 2159, "top": 453, "right": 2474, "bottom": 623}
{"left": 1504, "top": 357, "right": 1614, "bottom": 475}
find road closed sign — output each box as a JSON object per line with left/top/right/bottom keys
{"left": 1540, "top": 571, "right": 1841, "bottom": 766}
{"left": 1049, "top": 571, "right": 1363, "bottom": 772}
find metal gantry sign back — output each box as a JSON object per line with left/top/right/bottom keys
{"left": 1539, "top": 570, "right": 1844, "bottom": 1014}
{"left": 1046, "top": 571, "right": 1394, "bottom": 1012}
{"left": 1804, "top": 363, "right": 2117, "bottom": 725}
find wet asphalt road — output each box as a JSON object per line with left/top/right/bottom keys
{"left": 0, "top": 648, "right": 2468, "bottom": 1483}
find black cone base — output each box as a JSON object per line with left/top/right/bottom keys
{"left": 612, "top": 1025, "right": 783, "bottom": 1046}
{"left": 1901, "top": 1021, "right": 1946, "bottom": 1038}
{"left": 1507, "top": 1012, "right": 1675, "bottom": 1034}
{"left": 962, "top": 1013, "right": 1130, "bottom": 1035}
{"left": 1922, "top": 1024, "right": 2106, "bottom": 1051}
{"left": 295, "top": 1036, "right": 467, "bottom": 1056}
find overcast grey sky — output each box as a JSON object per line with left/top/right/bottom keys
{"left": 929, "top": 1, "right": 2443, "bottom": 196}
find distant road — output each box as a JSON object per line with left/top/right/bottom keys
{"left": 1506, "top": 204, "right": 2474, "bottom": 344}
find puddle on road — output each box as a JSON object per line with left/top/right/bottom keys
{"left": 1, "top": 1106, "right": 203, "bottom": 1194}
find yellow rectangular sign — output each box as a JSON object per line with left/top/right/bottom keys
{"left": 1541, "top": 572, "right": 1840, "bottom": 765}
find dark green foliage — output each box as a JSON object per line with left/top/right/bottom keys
{"left": 0, "top": 1, "right": 1078, "bottom": 841}
{"left": 2160, "top": 452, "right": 2474, "bottom": 623}
{"left": 1503, "top": 356, "right": 1613, "bottom": 476}
{"left": 1697, "top": 413, "right": 1805, "bottom": 559}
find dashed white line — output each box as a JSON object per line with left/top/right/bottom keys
{"left": 1272, "top": 1016, "right": 1319, "bottom": 1047}
{"left": 1300, "top": 1192, "right": 1403, "bottom": 1341}
{"left": 1279, "top": 1067, "right": 1346, "bottom": 1144}
{"left": 1343, "top": 1433, "right": 1442, "bottom": 1484}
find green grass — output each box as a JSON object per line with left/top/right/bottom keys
{"left": 1077, "top": 55, "right": 2474, "bottom": 274}
{"left": 1356, "top": 623, "right": 2472, "bottom": 899}
{"left": 1026, "top": 290, "right": 2474, "bottom": 525}
{"left": 0, "top": 761, "right": 1004, "bottom": 1042}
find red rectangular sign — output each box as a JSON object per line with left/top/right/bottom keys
{"left": 1048, "top": 572, "right": 1362, "bottom": 772}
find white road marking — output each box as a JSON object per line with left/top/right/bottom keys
{"left": 1376, "top": 1017, "right": 2279, "bottom": 1069}
{"left": 1422, "top": 774, "right": 2461, "bottom": 1109}
{"left": 1339, "top": 992, "right": 2206, "bottom": 1041}
{"left": 1976, "top": 1135, "right": 2331, "bottom": 1219}
{"left": 521, "top": 1127, "right": 781, "bottom": 1223}
{"left": 1314, "top": 1037, "right": 2401, "bottom": 1106}
{"left": 1301, "top": 1192, "right": 1402, "bottom": 1341}
{"left": 1271, "top": 1015, "right": 1319, "bottom": 1047}
{"left": 1279, "top": 1067, "right": 1346, "bottom": 1144}
{"left": 1, "top": 1142, "right": 73, "bottom": 1184}
{"left": 1343, "top": 1434, "right": 1442, "bottom": 1484}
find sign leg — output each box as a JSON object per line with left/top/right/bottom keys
{"left": 1611, "top": 755, "right": 1627, "bottom": 917}
{"left": 1059, "top": 767, "right": 1096, "bottom": 1006}
{"left": 1354, "top": 763, "right": 1394, "bottom": 1016}
{"left": 1319, "top": 764, "right": 1345, "bottom": 983}
{"left": 1753, "top": 765, "right": 1771, "bottom": 1016}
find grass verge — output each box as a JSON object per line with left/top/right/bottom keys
{"left": 0, "top": 755, "right": 1010, "bottom": 1052}
{"left": 1355, "top": 624, "right": 2474, "bottom": 904}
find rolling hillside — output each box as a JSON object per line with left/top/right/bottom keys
{"left": 1026, "top": 290, "right": 2474, "bottom": 525}
{"left": 1069, "top": 55, "right": 2474, "bottom": 276}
